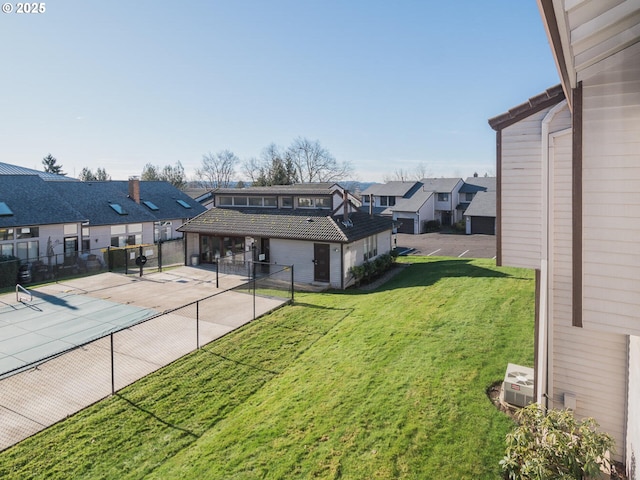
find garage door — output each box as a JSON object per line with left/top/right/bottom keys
{"left": 396, "top": 217, "right": 415, "bottom": 234}
{"left": 471, "top": 216, "right": 495, "bottom": 235}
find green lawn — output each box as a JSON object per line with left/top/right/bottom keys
{"left": 0, "top": 257, "right": 534, "bottom": 479}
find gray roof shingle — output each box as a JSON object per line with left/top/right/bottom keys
{"left": 0, "top": 175, "right": 86, "bottom": 227}
{"left": 463, "top": 191, "right": 496, "bottom": 217}
{"left": 178, "top": 208, "right": 392, "bottom": 243}
{"left": 361, "top": 181, "right": 419, "bottom": 197}
{"left": 47, "top": 181, "right": 206, "bottom": 226}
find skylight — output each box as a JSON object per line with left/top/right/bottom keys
{"left": 109, "top": 203, "right": 127, "bottom": 215}
{"left": 143, "top": 200, "right": 159, "bottom": 211}
{"left": 0, "top": 202, "right": 13, "bottom": 216}
{"left": 176, "top": 199, "right": 191, "bottom": 209}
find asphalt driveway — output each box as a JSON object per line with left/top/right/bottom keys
{"left": 395, "top": 232, "right": 496, "bottom": 259}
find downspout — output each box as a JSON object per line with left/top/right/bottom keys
{"left": 340, "top": 243, "right": 344, "bottom": 290}
{"left": 538, "top": 100, "right": 569, "bottom": 408}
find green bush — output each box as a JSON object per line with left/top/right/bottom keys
{"left": 423, "top": 220, "right": 441, "bottom": 233}
{"left": 348, "top": 253, "right": 394, "bottom": 286}
{"left": 500, "top": 404, "right": 614, "bottom": 480}
{"left": 0, "top": 255, "right": 19, "bottom": 288}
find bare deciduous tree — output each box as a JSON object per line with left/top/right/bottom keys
{"left": 286, "top": 137, "right": 351, "bottom": 183}
{"left": 383, "top": 162, "right": 432, "bottom": 182}
{"left": 196, "top": 150, "right": 239, "bottom": 189}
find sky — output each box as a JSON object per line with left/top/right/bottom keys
{"left": 0, "top": 1, "right": 560, "bottom": 183}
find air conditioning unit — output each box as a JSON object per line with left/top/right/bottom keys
{"left": 502, "top": 363, "right": 534, "bottom": 407}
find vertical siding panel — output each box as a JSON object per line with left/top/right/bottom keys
{"left": 549, "top": 130, "right": 627, "bottom": 457}
{"left": 581, "top": 57, "right": 640, "bottom": 336}
{"left": 499, "top": 109, "right": 551, "bottom": 269}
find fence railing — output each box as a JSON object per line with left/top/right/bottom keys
{"left": 0, "top": 239, "right": 186, "bottom": 288}
{"left": 0, "top": 264, "right": 293, "bottom": 452}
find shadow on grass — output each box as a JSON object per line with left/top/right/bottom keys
{"left": 116, "top": 393, "right": 199, "bottom": 439}
{"left": 199, "top": 349, "right": 281, "bottom": 375}
{"left": 334, "top": 258, "right": 530, "bottom": 295}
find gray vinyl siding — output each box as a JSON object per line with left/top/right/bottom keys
{"left": 581, "top": 47, "right": 640, "bottom": 337}
{"left": 499, "top": 109, "right": 549, "bottom": 269}
{"left": 547, "top": 130, "right": 627, "bottom": 459}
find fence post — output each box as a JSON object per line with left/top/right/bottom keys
{"left": 253, "top": 261, "right": 256, "bottom": 320}
{"left": 215, "top": 260, "right": 219, "bottom": 288}
{"left": 196, "top": 301, "right": 200, "bottom": 350}
{"left": 110, "top": 333, "right": 115, "bottom": 396}
{"left": 158, "top": 241, "right": 163, "bottom": 272}
{"left": 291, "top": 264, "right": 294, "bottom": 303}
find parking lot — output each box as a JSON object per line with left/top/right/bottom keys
{"left": 395, "top": 232, "right": 496, "bottom": 259}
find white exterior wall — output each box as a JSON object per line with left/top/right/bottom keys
{"left": 270, "top": 239, "right": 343, "bottom": 288}
{"left": 500, "top": 108, "right": 550, "bottom": 269}
{"left": 580, "top": 45, "right": 640, "bottom": 338}
{"left": 546, "top": 129, "right": 627, "bottom": 459}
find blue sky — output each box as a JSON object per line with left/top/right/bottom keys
{"left": 0, "top": 1, "right": 560, "bottom": 183}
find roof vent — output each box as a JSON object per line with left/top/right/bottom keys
{"left": 306, "top": 217, "right": 314, "bottom": 222}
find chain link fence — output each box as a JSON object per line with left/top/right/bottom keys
{"left": 0, "top": 239, "right": 186, "bottom": 289}
{"left": 0, "top": 265, "right": 293, "bottom": 452}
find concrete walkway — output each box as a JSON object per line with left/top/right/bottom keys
{"left": 0, "top": 267, "right": 290, "bottom": 451}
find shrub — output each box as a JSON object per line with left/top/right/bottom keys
{"left": 348, "top": 254, "right": 394, "bottom": 286}
{"left": 0, "top": 255, "right": 20, "bottom": 288}
{"left": 423, "top": 220, "right": 441, "bottom": 233}
{"left": 500, "top": 404, "right": 614, "bottom": 480}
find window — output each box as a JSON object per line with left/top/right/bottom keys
{"left": 127, "top": 234, "right": 142, "bottom": 246}
{"left": 298, "top": 197, "right": 313, "bottom": 208}
{"left": 109, "top": 203, "right": 127, "bottom": 215}
{"left": 464, "top": 192, "right": 475, "bottom": 202}
{"left": 363, "top": 196, "right": 369, "bottom": 204}
{"left": 364, "top": 235, "right": 378, "bottom": 261}
{"left": 17, "top": 240, "right": 38, "bottom": 261}
{"left": 379, "top": 196, "right": 395, "bottom": 207}
{"left": 64, "top": 224, "right": 78, "bottom": 235}
{"left": 154, "top": 221, "right": 172, "bottom": 242}
{"left": 234, "top": 196, "right": 248, "bottom": 206}
{"left": 437, "top": 193, "right": 449, "bottom": 202}
{"left": 110, "top": 225, "right": 126, "bottom": 247}
{"left": 249, "top": 197, "right": 263, "bottom": 206}
{"left": 0, "top": 228, "right": 14, "bottom": 241}
{"left": 0, "top": 244, "right": 13, "bottom": 256}
{"left": 263, "top": 197, "right": 277, "bottom": 207}
{"left": 176, "top": 199, "right": 192, "bottom": 209}
{"left": 143, "top": 200, "right": 159, "bottom": 211}
{"left": 17, "top": 227, "right": 39, "bottom": 239}
{"left": 315, "top": 197, "right": 330, "bottom": 208}
{"left": 218, "top": 196, "right": 233, "bottom": 206}
{"left": 282, "top": 197, "right": 293, "bottom": 208}
{"left": 0, "top": 202, "right": 13, "bottom": 216}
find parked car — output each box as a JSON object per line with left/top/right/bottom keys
{"left": 77, "top": 253, "right": 105, "bottom": 272}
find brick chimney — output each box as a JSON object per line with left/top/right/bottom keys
{"left": 128, "top": 176, "right": 140, "bottom": 204}
{"left": 343, "top": 189, "right": 350, "bottom": 224}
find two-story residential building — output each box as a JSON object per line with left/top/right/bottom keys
{"left": 361, "top": 177, "right": 471, "bottom": 234}
{"left": 0, "top": 165, "right": 205, "bottom": 275}
{"left": 489, "top": 1, "right": 640, "bottom": 473}
{"left": 178, "top": 183, "right": 393, "bottom": 289}
{"left": 460, "top": 176, "right": 497, "bottom": 235}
